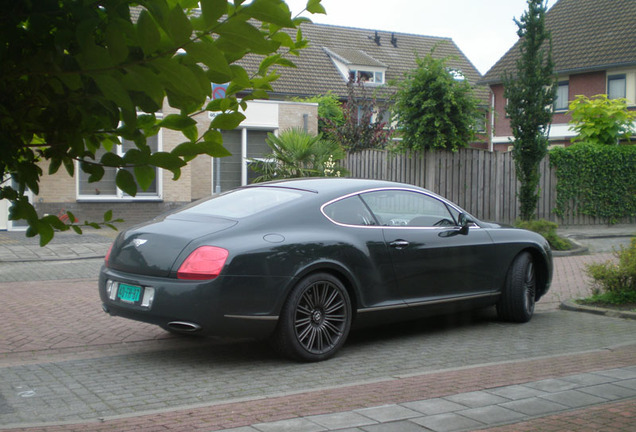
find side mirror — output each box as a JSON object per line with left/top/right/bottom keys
{"left": 458, "top": 213, "right": 470, "bottom": 235}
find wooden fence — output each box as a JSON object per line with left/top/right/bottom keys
{"left": 344, "top": 148, "right": 614, "bottom": 226}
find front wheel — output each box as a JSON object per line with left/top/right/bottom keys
{"left": 273, "top": 273, "right": 352, "bottom": 362}
{"left": 497, "top": 252, "right": 536, "bottom": 323}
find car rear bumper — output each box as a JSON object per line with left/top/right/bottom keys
{"left": 98, "top": 266, "right": 292, "bottom": 339}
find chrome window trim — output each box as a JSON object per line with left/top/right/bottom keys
{"left": 320, "top": 187, "right": 480, "bottom": 230}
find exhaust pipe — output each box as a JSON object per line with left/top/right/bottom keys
{"left": 167, "top": 321, "right": 202, "bottom": 333}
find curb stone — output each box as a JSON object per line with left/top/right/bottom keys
{"left": 551, "top": 236, "right": 588, "bottom": 257}
{"left": 561, "top": 299, "right": 636, "bottom": 321}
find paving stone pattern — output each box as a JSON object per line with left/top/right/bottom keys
{"left": 0, "top": 229, "right": 634, "bottom": 431}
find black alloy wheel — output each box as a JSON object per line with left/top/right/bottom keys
{"left": 274, "top": 272, "right": 352, "bottom": 362}
{"left": 497, "top": 251, "right": 536, "bottom": 323}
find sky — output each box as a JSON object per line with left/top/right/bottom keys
{"left": 284, "top": 0, "right": 547, "bottom": 75}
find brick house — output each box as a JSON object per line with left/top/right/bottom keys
{"left": 1, "top": 21, "right": 483, "bottom": 230}
{"left": 481, "top": 0, "right": 636, "bottom": 152}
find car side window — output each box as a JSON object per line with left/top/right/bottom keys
{"left": 361, "top": 190, "right": 455, "bottom": 227}
{"left": 323, "top": 196, "right": 377, "bottom": 226}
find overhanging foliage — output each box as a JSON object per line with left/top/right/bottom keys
{"left": 0, "top": 0, "right": 324, "bottom": 245}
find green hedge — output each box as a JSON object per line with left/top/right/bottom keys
{"left": 549, "top": 143, "right": 636, "bottom": 224}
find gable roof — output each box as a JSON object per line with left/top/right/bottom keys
{"left": 255, "top": 22, "right": 486, "bottom": 101}
{"left": 482, "top": 0, "right": 636, "bottom": 84}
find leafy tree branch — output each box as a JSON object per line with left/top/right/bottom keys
{"left": 0, "top": 0, "right": 324, "bottom": 245}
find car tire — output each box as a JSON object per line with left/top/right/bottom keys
{"left": 496, "top": 251, "right": 536, "bottom": 323}
{"left": 273, "top": 272, "right": 352, "bottom": 362}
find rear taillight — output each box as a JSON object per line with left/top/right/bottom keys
{"left": 177, "top": 246, "right": 229, "bottom": 280}
{"left": 105, "top": 244, "right": 114, "bottom": 267}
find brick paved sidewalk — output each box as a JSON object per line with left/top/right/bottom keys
{"left": 4, "top": 345, "right": 634, "bottom": 432}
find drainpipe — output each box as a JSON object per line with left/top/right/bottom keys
{"left": 489, "top": 89, "right": 495, "bottom": 152}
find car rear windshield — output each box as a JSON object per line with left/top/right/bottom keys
{"left": 180, "top": 187, "right": 305, "bottom": 219}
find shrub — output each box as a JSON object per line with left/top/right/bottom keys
{"left": 585, "top": 238, "right": 636, "bottom": 304}
{"left": 515, "top": 219, "right": 571, "bottom": 250}
{"left": 549, "top": 143, "right": 636, "bottom": 224}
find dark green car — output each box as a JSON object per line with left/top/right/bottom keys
{"left": 99, "top": 178, "right": 552, "bottom": 362}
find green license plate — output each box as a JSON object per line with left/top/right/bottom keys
{"left": 117, "top": 283, "right": 142, "bottom": 303}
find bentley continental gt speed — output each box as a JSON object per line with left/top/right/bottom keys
{"left": 99, "top": 178, "right": 553, "bottom": 362}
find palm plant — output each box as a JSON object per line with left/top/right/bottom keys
{"left": 251, "top": 128, "right": 347, "bottom": 182}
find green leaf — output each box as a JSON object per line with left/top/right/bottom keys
{"left": 159, "top": 114, "right": 197, "bottom": 131}
{"left": 100, "top": 152, "right": 123, "bottom": 167}
{"left": 153, "top": 58, "right": 206, "bottom": 101}
{"left": 244, "top": 0, "right": 294, "bottom": 27}
{"left": 306, "top": 0, "right": 326, "bottom": 14}
{"left": 104, "top": 210, "right": 113, "bottom": 222}
{"left": 200, "top": 139, "right": 232, "bottom": 157}
{"left": 37, "top": 220, "right": 54, "bottom": 246}
{"left": 137, "top": 10, "right": 161, "bottom": 55}
{"left": 270, "top": 31, "right": 295, "bottom": 48}
{"left": 210, "top": 112, "right": 246, "bottom": 130}
{"left": 258, "top": 54, "right": 281, "bottom": 75}
{"left": 134, "top": 165, "right": 156, "bottom": 191}
{"left": 199, "top": 0, "right": 226, "bottom": 26}
{"left": 149, "top": 151, "right": 187, "bottom": 170}
{"left": 106, "top": 21, "right": 128, "bottom": 63}
{"left": 216, "top": 20, "right": 279, "bottom": 55}
{"left": 184, "top": 41, "right": 232, "bottom": 82}
{"left": 87, "top": 164, "right": 105, "bottom": 183}
{"left": 183, "top": 124, "right": 199, "bottom": 142}
{"left": 166, "top": 6, "right": 193, "bottom": 46}
{"left": 92, "top": 74, "right": 134, "bottom": 113}
{"left": 116, "top": 169, "right": 138, "bottom": 196}
{"left": 48, "top": 158, "right": 62, "bottom": 175}
{"left": 122, "top": 66, "right": 164, "bottom": 106}
{"left": 171, "top": 142, "right": 201, "bottom": 157}
{"left": 123, "top": 148, "right": 148, "bottom": 165}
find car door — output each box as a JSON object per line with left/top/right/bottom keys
{"left": 322, "top": 194, "right": 404, "bottom": 310}
{"left": 360, "top": 189, "right": 496, "bottom": 304}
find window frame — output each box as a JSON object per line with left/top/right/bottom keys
{"left": 348, "top": 68, "right": 385, "bottom": 85}
{"left": 321, "top": 188, "right": 468, "bottom": 230}
{"left": 554, "top": 80, "right": 569, "bottom": 111}
{"left": 608, "top": 74, "right": 627, "bottom": 99}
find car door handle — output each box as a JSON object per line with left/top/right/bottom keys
{"left": 390, "top": 240, "right": 410, "bottom": 249}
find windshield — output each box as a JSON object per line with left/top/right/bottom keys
{"left": 180, "top": 187, "right": 305, "bottom": 219}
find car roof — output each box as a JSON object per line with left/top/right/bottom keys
{"left": 245, "top": 178, "right": 424, "bottom": 197}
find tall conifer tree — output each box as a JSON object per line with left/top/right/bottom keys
{"left": 503, "top": 0, "right": 556, "bottom": 221}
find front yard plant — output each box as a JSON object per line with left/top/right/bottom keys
{"left": 580, "top": 238, "right": 636, "bottom": 310}
{"left": 514, "top": 219, "right": 571, "bottom": 251}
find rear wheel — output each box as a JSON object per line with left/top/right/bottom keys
{"left": 497, "top": 252, "right": 536, "bottom": 323}
{"left": 274, "top": 273, "right": 352, "bottom": 362}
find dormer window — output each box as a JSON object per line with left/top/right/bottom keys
{"left": 324, "top": 47, "right": 387, "bottom": 86}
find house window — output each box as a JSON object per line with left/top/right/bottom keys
{"left": 349, "top": 69, "right": 385, "bottom": 84}
{"left": 77, "top": 133, "right": 161, "bottom": 200}
{"left": 554, "top": 81, "right": 569, "bottom": 111}
{"left": 473, "top": 109, "right": 487, "bottom": 133}
{"left": 608, "top": 74, "right": 626, "bottom": 99}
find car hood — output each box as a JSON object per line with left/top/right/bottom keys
{"left": 107, "top": 214, "right": 237, "bottom": 277}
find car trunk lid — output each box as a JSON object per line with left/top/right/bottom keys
{"left": 107, "top": 215, "right": 237, "bottom": 277}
